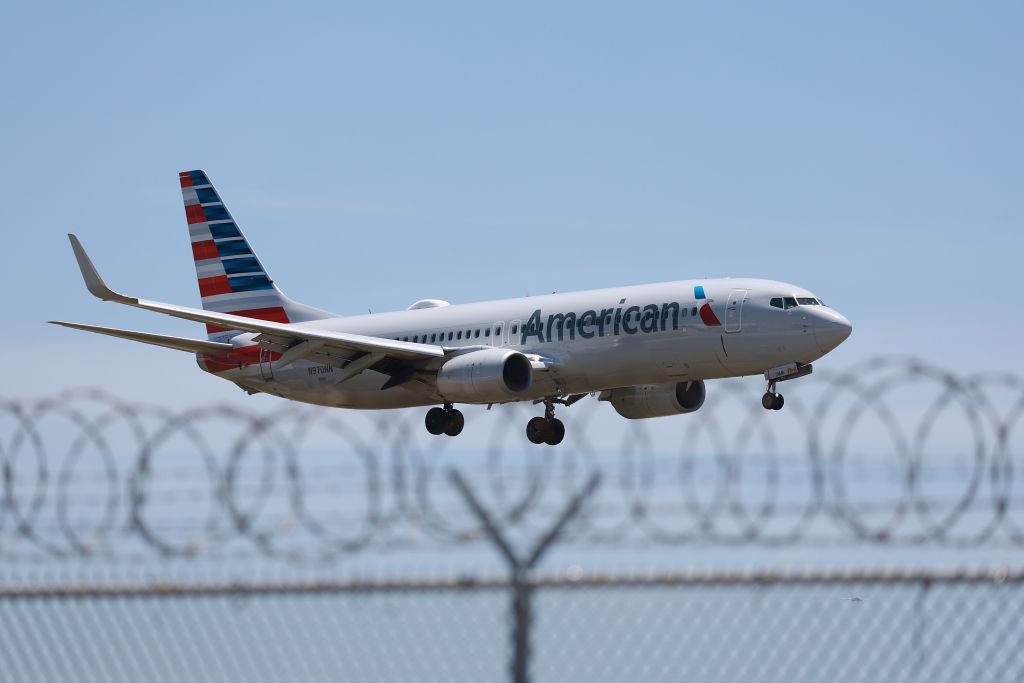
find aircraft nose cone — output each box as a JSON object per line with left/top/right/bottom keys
{"left": 815, "top": 311, "right": 852, "bottom": 354}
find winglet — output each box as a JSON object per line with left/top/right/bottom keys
{"left": 67, "top": 234, "right": 136, "bottom": 304}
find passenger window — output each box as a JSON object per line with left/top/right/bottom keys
{"left": 474, "top": 329, "right": 480, "bottom": 338}
{"left": 496, "top": 325, "right": 502, "bottom": 335}
{"left": 485, "top": 329, "right": 490, "bottom": 337}
{"left": 691, "top": 307, "right": 698, "bottom": 316}
{"left": 413, "top": 335, "right": 419, "bottom": 343}
{"left": 681, "top": 307, "right": 687, "bottom": 317}
{"left": 430, "top": 333, "right": 436, "bottom": 342}
{"left": 770, "top": 298, "right": 783, "bottom": 309}
{"left": 448, "top": 332, "right": 453, "bottom": 341}
{"left": 783, "top": 297, "right": 797, "bottom": 309}
{"left": 512, "top": 324, "right": 518, "bottom": 334}
{"left": 457, "top": 331, "right": 462, "bottom": 339}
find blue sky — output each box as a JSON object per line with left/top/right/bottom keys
{"left": 1, "top": 1, "right": 1021, "bottom": 402}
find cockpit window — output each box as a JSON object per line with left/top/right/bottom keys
{"left": 770, "top": 297, "right": 783, "bottom": 309}
{"left": 783, "top": 297, "right": 798, "bottom": 310}
{"left": 797, "top": 297, "right": 819, "bottom": 306}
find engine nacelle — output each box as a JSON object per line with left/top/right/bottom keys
{"left": 603, "top": 380, "right": 706, "bottom": 419}
{"left": 436, "top": 348, "right": 533, "bottom": 403}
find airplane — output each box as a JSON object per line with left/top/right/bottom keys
{"left": 54, "top": 170, "right": 852, "bottom": 446}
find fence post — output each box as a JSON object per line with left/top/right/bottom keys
{"left": 449, "top": 469, "right": 601, "bottom": 683}
{"left": 510, "top": 570, "right": 531, "bottom": 683}
{"left": 913, "top": 577, "right": 930, "bottom": 681}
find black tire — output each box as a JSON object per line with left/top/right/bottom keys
{"left": 425, "top": 407, "right": 448, "bottom": 435}
{"left": 762, "top": 393, "right": 776, "bottom": 410}
{"left": 444, "top": 409, "right": 465, "bottom": 436}
{"left": 544, "top": 418, "right": 565, "bottom": 446}
{"left": 772, "top": 394, "right": 785, "bottom": 411}
{"left": 526, "top": 416, "right": 549, "bottom": 444}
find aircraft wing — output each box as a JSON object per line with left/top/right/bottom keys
{"left": 49, "top": 321, "right": 236, "bottom": 355}
{"left": 65, "top": 234, "right": 445, "bottom": 364}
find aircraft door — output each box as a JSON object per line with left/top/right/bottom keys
{"left": 259, "top": 346, "right": 275, "bottom": 381}
{"left": 724, "top": 289, "right": 749, "bottom": 333}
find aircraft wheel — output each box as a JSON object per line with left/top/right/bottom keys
{"left": 544, "top": 418, "right": 565, "bottom": 446}
{"left": 772, "top": 393, "right": 785, "bottom": 410}
{"left": 425, "top": 407, "right": 448, "bottom": 435}
{"left": 762, "top": 393, "right": 776, "bottom": 410}
{"left": 444, "top": 409, "right": 465, "bottom": 436}
{"left": 526, "top": 416, "right": 549, "bottom": 444}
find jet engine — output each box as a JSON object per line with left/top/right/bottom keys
{"left": 602, "top": 380, "right": 706, "bottom": 419}
{"left": 436, "top": 348, "right": 533, "bottom": 403}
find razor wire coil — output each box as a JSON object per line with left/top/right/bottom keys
{"left": 2, "top": 357, "right": 1023, "bottom": 562}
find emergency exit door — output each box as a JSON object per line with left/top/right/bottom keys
{"left": 259, "top": 346, "right": 275, "bottom": 380}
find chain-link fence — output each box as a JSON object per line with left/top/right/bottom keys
{"left": 2, "top": 466, "right": 1022, "bottom": 682}
{"left": 2, "top": 569, "right": 1022, "bottom": 682}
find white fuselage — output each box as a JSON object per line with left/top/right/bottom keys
{"left": 206, "top": 277, "right": 852, "bottom": 409}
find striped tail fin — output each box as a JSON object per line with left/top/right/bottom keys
{"left": 179, "top": 170, "right": 332, "bottom": 341}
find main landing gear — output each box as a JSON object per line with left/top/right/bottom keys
{"left": 526, "top": 397, "right": 568, "bottom": 446}
{"left": 425, "top": 403, "right": 464, "bottom": 437}
{"left": 762, "top": 380, "right": 784, "bottom": 411}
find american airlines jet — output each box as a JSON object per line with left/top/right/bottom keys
{"left": 55, "top": 170, "right": 852, "bottom": 445}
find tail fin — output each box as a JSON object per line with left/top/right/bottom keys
{"left": 179, "top": 170, "right": 332, "bottom": 340}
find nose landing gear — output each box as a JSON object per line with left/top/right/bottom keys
{"left": 425, "top": 403, "right": 465, "bottom": 436}
{"left": 762, "top": 390, "right": 784, "bottom": 410}
{"left": 761, "top": 362, "right": 812, "bottom": 411}
{"left": 762, "top": 380, "right": 784, "bottom": 411}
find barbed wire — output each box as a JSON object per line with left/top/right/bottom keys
{"left": 2, "top": 356, "right": 1023, "bottom": 562}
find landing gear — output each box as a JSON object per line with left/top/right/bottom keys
{"left": 760, "top": 363, "right": 812, "bottom": 411}
{"left": 546, "top": 418, "right": 565, "bottom": 445}
{"left": 526, "top": 398, "right": 566, "bottom": 446}
{"left": 762, "top": 381, "right": 784, "bottom": 411}
{"left": 444, "top": 409, "right": 464, "bottom": 436}
{"left": 425, "top": 403, "right": 464, "bottom": 436}
{"left": 526, "top": 417, "right": 549, "bottom": 444}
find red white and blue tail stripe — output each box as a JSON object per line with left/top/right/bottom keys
{"left": 180, "top": 170, "right": 329, "bottom": 341}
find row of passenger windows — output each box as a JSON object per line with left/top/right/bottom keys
{"left": 391, "top": 306, "right": 703, "bottom": 346}
{"left": 392, "top": 325, "right": 506, "bottom": 344}
{"left": 770, "top": 296, "right": 821, "bottom": 310}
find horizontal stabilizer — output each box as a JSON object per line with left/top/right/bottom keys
{"left": 49, "top": 321, "right": 234, "bottom": 355}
